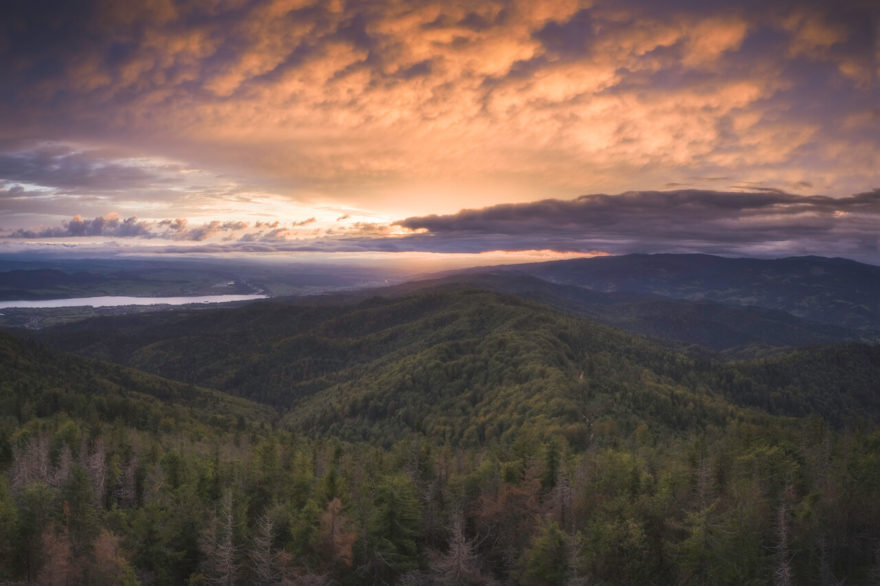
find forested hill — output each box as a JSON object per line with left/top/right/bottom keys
{"left": 368, "top": 272, "right": 875, "bottom": 354}
{"left": 3, "top": 288, "right": 880, "bottom": 584}
{"left": 32, "top": 287, "right": 880, "bottom": 441}
{"left": 32, "top": 289, "right": 728, "bottom": 445}
{"left": 0, "top": 330, "right": 273, "bottom": 435}
{"left": 485, "top": 254, "right": 880, "bottom": 331}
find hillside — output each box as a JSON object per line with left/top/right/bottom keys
{"left": 32, "top": 287, "right": 880, "bottom": 440}
{"left": 2, "top": 289, "right": 880, "bottom": 584}
{"left": 715, "top": 344, "right": 880, "bottom": 424}
{"left": 34, "top": 290, "right": 742, "bottom": 444}
{"left": 0, "top": 330, "right": 273, "bottom": 435}
{"left": 491, "top": 254, "right": 880, "bottom": 331}
{"left": 9, "top": 253, "right": 878, "bottom": 356}
{"left": 374, "top": 272, "right": 872, "bottom": 354}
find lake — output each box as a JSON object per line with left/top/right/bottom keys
{"left": 0, "top": 294, "right": 268, "bottom": 309}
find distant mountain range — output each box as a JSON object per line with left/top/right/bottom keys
{"left": 5, "top": 253, "right": 880, "bottom": 435}
{"left": 480, "top": 254, "right": 880, "bottom": 331}
{"left": 371, "top": 272, "right": 873, "bottom": 355}
{"left": 274, "top": 254, "right": 879, "bottom": 355}
{"left": 4, "top": 254, "right": 878, "bottom": 353}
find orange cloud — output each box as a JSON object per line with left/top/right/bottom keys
{"left": 783, "top": 11, "right": 848, "bottom": 57}
{"left": 681, "top": 16, "right": 749, "bottom": 66}
{"left": 0, "top": 0, "right": 876, "bottom": 222}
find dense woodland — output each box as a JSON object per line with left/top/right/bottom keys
{"left": 2, "top": 286, "right": 880, "bottom": 584}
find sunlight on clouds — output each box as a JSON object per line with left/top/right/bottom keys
{"left": 681, "top": 17, "right": 749, "bottom": 66}
{"left": 783, "top": 11, "right": 848, "bottom": 57}
{"left": 0, "top": 0, "right": 877, "bottom": 237}
{"left": 379, "top": 249, "right": 609, "bottom": 272}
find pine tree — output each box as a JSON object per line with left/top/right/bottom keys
{"left": 249, "top": 512, "right": 281, "bottom": 585}
{"left": 520, "top": 522, "right": 568, "bottom": 586}
{"left": 366, "top": 474, "right": 422, "bottom": 581}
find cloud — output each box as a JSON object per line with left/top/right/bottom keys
{"left": 0, "top": 142, "right": 282, "bottom": 221}
{"left": 394, "top": 189, "right": 880, "bottom": 260}
{"left": 0, "top": 0, "right": 875, "bottom": 221}
{"left": 168, "top": 220, "right": 252, "bottom": 241}
{"left": 0, "top": 144, "right": 169, "bottom": 191}
{"left": 11, "top": 213, "right": 152, "bottom": 238}
{"left": 0, "top": 183, "right": 39, "bottom": 204}
{"left": 10, "top": 214, "right": 252, "bottom": 241}
{"left": 9, "top": 189, "right": 876, "bottom": 264}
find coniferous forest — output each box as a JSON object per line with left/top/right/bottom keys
{"left": 1, "top": 279, "right": 879, "bottom": 585}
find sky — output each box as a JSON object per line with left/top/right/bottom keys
{"left": 1, "top": 0, "right": 878, "bottom": 263}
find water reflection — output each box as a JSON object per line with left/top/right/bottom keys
{"left": 0, "top": 294, "right": 267, "bottom": 309}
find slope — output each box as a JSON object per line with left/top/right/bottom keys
{"left": 30, "top": 287, "right": 880, "bottom": 445}
{"left": 493, "top": 254, "right": 880, "bottom": 331}
{"left": 713, "top": 343, "right": 880, "bottom": 425}
{"left": 373, "top": 272, "right": 871, "bottom": 353}
{"left": 0, "top": 329, "right": 273, "bottom": 434}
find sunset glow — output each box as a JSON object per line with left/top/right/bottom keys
{"left": 1, "top": 0, "right": 878, "bottom": 262}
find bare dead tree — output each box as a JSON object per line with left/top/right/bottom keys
{"left": 249, "top": 512, "right": 281, "bottom": 585}
{"left": 430, "top": 511, "right": 495, "bottom": 585}
{"left": 10, "top": 434, "right": 50, "bottom": 490}
{"left": 565, "top": 533, "right": 588, "bottom": 586}
{"left": 696, "top": 452, "right": 713, "bottom": 511}
{"left": 86, "top": 438, "right": 107, "bottom": 506}
{"left": 201, "top": 491, "right": 239, "bottom": 586}
{"left": 36, "top": 524, "right": 77, "bottom": 586}
{"left": 548, "top": 472, "right": 573, "bottom": 532}
{"left": 774, "top": 502, "right": 793, "bottom": 586}
{"left": 320, "top": 497, "right": 356, "bottom": 567}
{"left": 112, "top": 456, "right": 138, "bottom": 508}
{"left": 50, "top": 445, "right": 73, "bottom": 490}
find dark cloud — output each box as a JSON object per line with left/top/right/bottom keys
{"left": 0, "top": 184, "right": 27, "bottom": 198}
{"left": 6, "top": 190, "right": 878, "bottom": 263}
{"left": 394, "top": 59, "right": 434, "bottom": 80}
{"left": 0, "top": 145, "right": 165, "bottom": 191}
{"left": 175, "top": 220, "right": 250, "bottom": 242}
{"left": 157, "top": 218, "right": 189, "bottom": 232}
{"left": 458, "top": 12, "right": 493, "bottom": 31}
{"left": 260, "top": 228, "right": 293, "bottom": 242}
{"left": 0, "top": 142, "right": 258, "bottom": 222}
{"left": 10, "top": 215, "right": 252, "bottom": 241}
{"left": 534, "top": 10, "right": 597, "bottom": 58}
{"left": 395, "top": 189, "right": 880, "bottom": 260}
{"left": 11, "top": 213, "right": 152, "bottom": 238}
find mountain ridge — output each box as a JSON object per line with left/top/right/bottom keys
{"left": 26, "top": 286, "right": 880, "bottom": 436}
{"left": 441, "top": 254, "right": 880, "bottom": 336}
